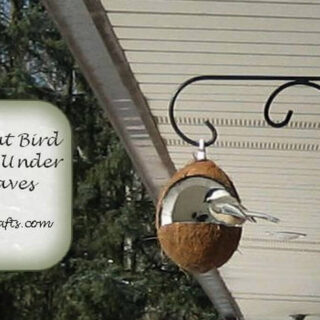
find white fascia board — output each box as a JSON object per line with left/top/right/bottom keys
{"left": 41, "top": 0, "right": 175, "bottom": 201}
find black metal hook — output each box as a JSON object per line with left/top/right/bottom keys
{"left": 169, "top": 76, "right": 219, "bottom": 148}
{"left": 264, "top": 80, "right": 320, "bottom": 128}
{"left": 169, "top": 75, "right": 320, "bottom": 147}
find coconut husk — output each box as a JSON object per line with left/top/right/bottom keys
{"left": 156, "top": 159, "right": 242, "bottom": 273}
{"left": 157, "top": 223, "right": 241, "bottom": 273}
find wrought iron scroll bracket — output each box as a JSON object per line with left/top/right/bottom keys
{"left": 169, "top": 75, "right": 320, "bottom": 148}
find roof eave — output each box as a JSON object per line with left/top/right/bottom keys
{"left": 41, "top": 0, "right": 175, "bottom": 202}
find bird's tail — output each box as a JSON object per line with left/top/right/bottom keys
{"left": 247, "top": 211, "right": 280, "bottom": 223}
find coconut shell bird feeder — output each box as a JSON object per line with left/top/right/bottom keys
{"left": 156, "top": 158, "right": 242, "bottom": 273}
{"left": 156, "top": 77, "right": 245, "bottom": 273}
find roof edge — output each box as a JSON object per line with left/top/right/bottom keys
{"left": 41, "top": 0, "right": 175, "bottom": 201}
{"left": 194, "top": 268, "right": 244, "bottom": 320}
{"left": 83, "top": 0, "right": 176, "bottom": 177}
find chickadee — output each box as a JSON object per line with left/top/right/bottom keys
{"left": 204, "top": 188, "right": 280, "bottom": 227}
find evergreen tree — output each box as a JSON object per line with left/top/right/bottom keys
{"left": 0, "top": 1, "right": 217, "bottom": 319}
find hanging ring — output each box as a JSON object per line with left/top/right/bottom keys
{"left": 264, "top": 80, "right": 320, "bottom": 128}
{"left": 169, "top": 76, "right": 218, "bottom": 147}
{"left": 194, "top": 139, "right": 207, "bottom": 161}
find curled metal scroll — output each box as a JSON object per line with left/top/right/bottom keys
{"left": 169, "top": 76, "right": 218, "bottom": 147}
{"left": 264, "top": 80, "right": 320, "bottom": 128}
{"left": 169, "top": 75, "right": 320, "bottom": 147}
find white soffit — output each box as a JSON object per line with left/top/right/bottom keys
{"left": 102, "top": 1, "right": 320, "bottom": 319}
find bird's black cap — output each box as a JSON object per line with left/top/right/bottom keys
{"left": 203, "top": 188, "right": 224, "bottom": 202}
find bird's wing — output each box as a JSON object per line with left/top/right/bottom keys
{"left": 215, "top": 203, "right": 248, "bottom": 219}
